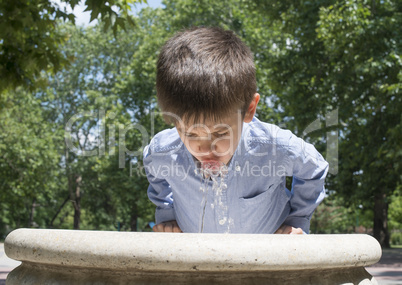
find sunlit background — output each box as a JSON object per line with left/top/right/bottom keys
{"left": 0, "top": 0, "right": 401, "bottom": 251}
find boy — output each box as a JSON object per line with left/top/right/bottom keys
{"left": 143, "top": 27, "right": 328, "bottom": 234}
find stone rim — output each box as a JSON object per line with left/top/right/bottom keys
{"left": 5, "top": 229, "right": 382, "bottom": 272}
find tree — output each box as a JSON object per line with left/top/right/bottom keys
{"left": 37, "top": 21, "right": 162, "bottom": 231}
{"left": 389, "top": 191, "right": 402, "bottom": 232}
{"left": 1, "top": 3, "right": 161, "bottom": 234}
{"left": 3, "top": 0, "right": 399, "bottom": 239}
{"left": 253, "top": 0, "right": 402, "bottom": 247}
{"left": 0, "top": 0, "right": 144, "bottom": 96}
{"left": 0, "top": 88, "right": 62, "bottom": 237}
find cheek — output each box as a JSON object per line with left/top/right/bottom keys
{"left": 212, "top": 137, "right": 237, "bottom": 155}
{"left": 186, "top": 140, "right": 198, "bottom": 153}
{"left": 215, "top": 140, "right": 230, "bottom": 151}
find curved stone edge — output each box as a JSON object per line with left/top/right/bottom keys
{"left": 5, "top": 229, "right": 382, "bottom": 272}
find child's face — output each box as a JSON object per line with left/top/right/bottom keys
{"left": 176, "top": 112, "right": 244, "bottom": 165}
{"left": 176, "top": 93, "right": 259, "bottom": 165}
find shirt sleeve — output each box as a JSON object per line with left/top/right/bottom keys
{"left": 143, "top": 144, "right": 176, "bottom": 224}
{"left": 283, "top": 133, "right": 329, "bottom": 234}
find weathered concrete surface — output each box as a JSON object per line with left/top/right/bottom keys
{"left": 5, "top": 229, "right": 382, "bottom": 285}
{"left": 0, "top": 242, "right": 20, "bottom": 285}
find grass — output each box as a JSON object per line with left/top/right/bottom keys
{"left": 391, "top": 244, "right": 402, "bottom": 249}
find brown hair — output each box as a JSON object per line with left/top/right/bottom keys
{"left": 156, "top": 26, "right": 256, "bottom": 124}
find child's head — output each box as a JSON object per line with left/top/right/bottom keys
{"left": 156, "top": 27, "right": 260, "bottom": 164}
{"left": 156, "top": 26, "right": 257, "bottom": 124}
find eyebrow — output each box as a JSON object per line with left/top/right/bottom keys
{"left": 214, "top": 126, "right": 229, "bottom": 131}
{"left": 178, "top": 127, "right": 229, "bottom": 134}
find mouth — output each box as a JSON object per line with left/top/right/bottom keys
{"left": 200, "top": 160, "right": 224, "bottom": 171}
{"left": 201, "top": 158, "right": 219, "bottom": 163}
{"left": 199, "top": 160, "right": 228, "bottom": 178}
{"left": 199, "top": 155, "right": 220, "bottom": 162}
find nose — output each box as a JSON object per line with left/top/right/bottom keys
{"left": 197, "top": 138, "right": 214, "bottom": 155}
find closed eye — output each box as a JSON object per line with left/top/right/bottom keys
{"left": 184, "top": 133, "right": 198, "bottom": 138}
{"left": 214, "top": 132, "right": 229, "bottom": 137}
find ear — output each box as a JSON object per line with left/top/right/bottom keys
{"left": 243, "top": 93, "right": 260, "bottom": 123}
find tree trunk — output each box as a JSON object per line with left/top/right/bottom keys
{"left": 373, "top": 193, "right": 390, "bottom": 248}
{"left": 65, "top": 148, "right": 81, "bottom": 230}
{"left": 73, "top": 175, "right": 82, "bottom": 230}
{"left": 28, "top": 198, "right": 36, "bottom": 227}
{"left": 49, "top": 195, "right": 70, "bottom": 228}
{"left": 130, "top": 203, "right": 138, "bottom": 232}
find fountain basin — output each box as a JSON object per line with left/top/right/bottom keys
{"left": 5, "top": 228, "right": 381, "bottom": 284}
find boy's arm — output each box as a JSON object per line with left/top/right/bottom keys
{"left": 147, "top": 181, "right": 176, "bottom": 225}
{"left": 143, "top": 145, "right": 176, "bottom": 225}
{"left": 147, "top": 176, "right": 182, "bottom": 232}
{"left": 284, "top": 134, "right": 329, "bottom": 234}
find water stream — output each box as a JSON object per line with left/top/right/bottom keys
{"left": 197, "top": 161, "right": 233, "bottom": 233}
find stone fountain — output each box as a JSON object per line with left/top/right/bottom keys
{"left": 5, "top": 228, "right": 381, "bottom": 284}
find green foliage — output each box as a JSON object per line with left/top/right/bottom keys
{"left": 252, "top": 0, "right": 401, "bottom": 246}
{"left": 317, "top": 1, "right": 401, "bottom": 246}
{"left": 390, "top": 232, "right": 402, "bottom": 246}
{"left": 37, "top": 23, "right": 157, "bottom": 231}
{"left": 0, "top": 88, "right": 63, "bottom": 237}
{"left": 311, "top": 195, "right": 373, "bottom": 234}
{"left": 0, "top": 0, "right": 144, "bottom": 95}
{"left": 0, "top": 19, "right": 156, "bottom": 235}
{"left": 1, "top": 0, "right": 401, "bottom": 238}
{"left": 389, "top": 194, "right": 402, "bottom": 231}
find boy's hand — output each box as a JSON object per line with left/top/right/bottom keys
{"left": 274, "top": 224, "right": 303, "bottom": 235}
{"left": 153, "top": 220, "right": 182, "bottom": 233}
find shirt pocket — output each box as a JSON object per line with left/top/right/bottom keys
{"left": 239, "top": 184, "right": 289, "bottom": 231}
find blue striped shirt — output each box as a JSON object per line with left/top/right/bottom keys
{"left": 143, "top": 117, "right": 328, "bottom": 234}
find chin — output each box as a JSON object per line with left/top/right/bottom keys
{"left": 194, "top": 154, "right": 233, "bottom": 165}
{"left": 203, "top": 158, "right": 231, "bottom": 165}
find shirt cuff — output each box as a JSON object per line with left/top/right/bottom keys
{"left": 283, "top": 216, "right": 310, "bottom": 234}
{"left": 155, "top": 207, "right": 176, "bottom": 225}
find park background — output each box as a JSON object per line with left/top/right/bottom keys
{"left": 0, "top": 0, "right": 401, "bottom": 249}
